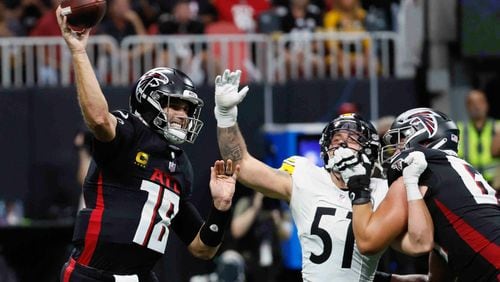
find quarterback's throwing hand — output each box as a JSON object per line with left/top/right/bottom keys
{"left": 214, "top": 69, "right": 249, "bottom": 128}
{"left": 210, "top": 160, "right": 239, "bottom": 211}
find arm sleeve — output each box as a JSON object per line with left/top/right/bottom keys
{"left": 170, "top": 200, "right": 204, "bottom": 245}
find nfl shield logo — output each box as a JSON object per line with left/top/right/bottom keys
{"left": 169, "top": 161, "right": 176, "bottom": 172}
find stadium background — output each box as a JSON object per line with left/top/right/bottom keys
{"left": 0, "top": 0, "right": 499, "bottom": 281}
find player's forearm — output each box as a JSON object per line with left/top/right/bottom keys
{"left": 352, "top": 204, "right": 381, "bottom": 254}
{"left": 217, "top": 125, "right": 291, "bottom": 200}
{"left": 217, "top": 125, "right": 248, "bottom": 163}
{"left": 188, "top": 233, "right": 219, "bottom": 260}
{"left": 406, "top": 199, "right": 434, "bottom": 254}
{"left": 72, "top": 52, "right": 115, "bottom": 141}
{"left": 352, "top": 204, "right": 398, "bottom": 254}
{"left": 217, "top": 125, "right": 255, "bottom": 188}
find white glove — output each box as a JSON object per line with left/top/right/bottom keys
{"left": 214, "top": 69, "right": 250, "bottom": 128}
{"left": 331, "top": 147, "right": 371, "bottom": 184}
{"left": 403, "top": 151, "right": 427, "bottom": 201}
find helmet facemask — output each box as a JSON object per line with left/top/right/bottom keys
{"left": 146, "top": 90, "right": 203, "bottom": 144}
{"left": 379, "top": 125, "right": 414, "bottom": 165}
{"left": 320, "top": 114, "right": 380, "bottom": 172}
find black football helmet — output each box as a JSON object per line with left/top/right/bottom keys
{"left": 130, "top": 67, "right": 204, "bottom": 144}
{"left": 319, "top": 113, "right": 380, "bottom": 171}
{"left": 380, "top": 107, "right": 459, "bottom": 164}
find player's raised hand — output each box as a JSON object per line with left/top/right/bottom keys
{"left": 56, "top": 6, "right": 90, "bottom": 54}
{"left": 214, "top": 69, "right": 250, "bottom": 128}
{"left": 210, "top": 160, "right": 240, "bottom": 211}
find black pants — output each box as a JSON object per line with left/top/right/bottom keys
{"left": 60, "top": 258, "right": 159, "bottom": 282}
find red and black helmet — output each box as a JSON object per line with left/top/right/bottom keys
{"left": 380, "top": 107, "right": 459, "bottom": 164}
{"left": 130, "top": 67, "right": 204, "bottom": 144}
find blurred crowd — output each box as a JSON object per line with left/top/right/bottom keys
{"left": 0, "top": 0, "right": 398, "bottom": 38}
{"left": 0, "top": 0, "right": 403, "bottom": 85}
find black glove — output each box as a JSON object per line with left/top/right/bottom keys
{"left": 346, "top": 161, "right": 372, "bottom": 205}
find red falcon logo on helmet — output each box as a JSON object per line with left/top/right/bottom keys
{"left": 409, "top": 111, "right": 438, "bottom": 137}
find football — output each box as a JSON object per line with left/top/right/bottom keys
{"left": 60, "top": 0, "right": 107, "bottom": 29}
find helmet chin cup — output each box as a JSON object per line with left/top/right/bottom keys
{"left": 164, "top": 127, "right": 187, "bottom": 144}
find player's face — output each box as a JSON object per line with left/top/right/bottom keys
{"left": 327, "top": 130, "right": 363, "bottom": 158}
{"left": 163, "top": 98, "right": 190, "bottom": 129}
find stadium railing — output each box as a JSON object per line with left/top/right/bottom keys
{"left": 0, "top": 36, "right": 120, "bottom": 88}
{"left": 0, "top": 32, "right": 402, "bottom": 88}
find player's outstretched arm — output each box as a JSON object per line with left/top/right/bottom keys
{"left": 398, "top": 151, "right": 434, "bottom": 255}
{"left": 214, "top": 70, "right": 292, "bottom": 201}
{"left": 188, "top": 160, "right": 238, "bottom": 259}
{"left": 56, "top": 6, "right": 116, "bottom": 142}
{"left": 351, "top": 178, "right": 408, "bottom": 255}
{"left": 336, "top": 149, "right": 408, "bottom": 254}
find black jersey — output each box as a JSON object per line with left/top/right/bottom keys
{"left": 71, "top": 110, "right": 203, "bottom": 274}
{"left": 388, "top": 148, "right": 500, "bottom": 281}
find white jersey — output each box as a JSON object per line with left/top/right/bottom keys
{"left": 280, "top": 156, "right": 388, "bottom": 282}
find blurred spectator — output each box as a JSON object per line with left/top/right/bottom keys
{"left": 272, "top": 0, "right": 325, "bottom": 10}
{"left": 97, "top": 0, "right": 147, "bottom": 81}
{"left": 324, "top": 0, "right": 366, "bottom": 34}
{"left": 212, "top": 0, "right": 271, "bottom": 33}
{"left": 132, "top": 0, "right": 161, "bottom": 29}
{"left": 96, "top": 0, "right": 147, "bottom": 42}
{"left": 458, "top": 89, "right": 500, "bottom": 186}
{"left": 361, "top": 0, "right": 394, "bottom": 31}
{"left": 229, "top": 192, "right": 290, "bottom": 282}
{"left": 337, "top": 102, "right": 359, "bottom": 115}
{"left": 275, "top": 206, "right": 301, "bottom": 282}
{"left": 197, "top": 0, "right": 219, "bottom": 26}
{"left": 276, "top": 0, "right": 323, "bottom": 78}
{"left": 156, "top": 0, "right": 207, "bottom": 84}
{"left": 323, "top": 0, "right": 370, "bottom": 76}
{"left": 158, "top": 0, "right": 205, "bottom": 35}
{"left": 216, "top": 250, "right": 246, "bottom": 282}
{"left": 0, "top": 1, "right": 25, "bottom": 37}
{"left": 277, "top": 0, "right": 321, "bottom": 34}
{"left": 19, "top": 0, "right": 50, "bottom": 35}
{"left": 28, "top": 0, "right": 63, "bottom": 85}
{"left": 29, "top": 0, "right": 60, "bottom": 36}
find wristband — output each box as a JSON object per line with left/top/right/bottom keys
{"left": 214, "top": 106, "right": 238, "bottom": 128}
{"left": 347, "top": 175, "right": 371, "bottom": 205}
{"left": 405, "top": 183, "right": 423, "bottom": 201}
{"left": 199, "top": 204, "right": 232, "bottom": 247}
